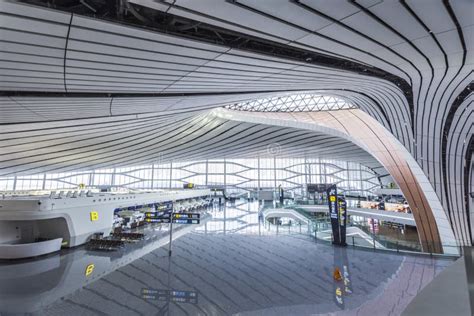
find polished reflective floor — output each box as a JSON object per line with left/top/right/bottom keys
{"left": 0, "top": 202, "right": 454, "bottom": 316}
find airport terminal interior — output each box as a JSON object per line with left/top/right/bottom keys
{"left": 0, "top": 0, "right": 472, "bottom": 315}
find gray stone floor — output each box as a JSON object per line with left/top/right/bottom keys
{"left": 403, "top": 250, "right": 472, "bottom": 316}
{"left": 0, "top": 202, "right": 455, "bottom": 315}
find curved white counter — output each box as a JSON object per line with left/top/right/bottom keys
{"left": 0, "top": 238, "right": 62, "bottom": 259}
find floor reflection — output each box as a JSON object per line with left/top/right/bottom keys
{"left": 0, "top": 201, "right": 453, "bottom": 315}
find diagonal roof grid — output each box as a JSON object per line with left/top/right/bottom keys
{"left": 224, "top": 94, "right": 355, "bottom": 112}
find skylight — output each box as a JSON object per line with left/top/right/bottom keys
{"left": 225, "top": 94, "right": 355, "bottom": 112}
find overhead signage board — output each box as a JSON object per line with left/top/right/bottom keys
{"left": 173, "top": 213, "right": 200, "bottom": 219}
{"left": 145, "top": 213, "right": 200, "bottom": 224}
{"left": 145, "top": 211, "right": 171, "bottom": 218}
{"left": 173, "top": 219, "right": 200, "bottom": 224}
{"left": 307, "top": 183, "right": 331, "bottom": 193}
{"left": 146, "top": 218, "right": 200, "bottom": 224}
{"left": 145, "top": 218, "right": 171, "bottom": 223}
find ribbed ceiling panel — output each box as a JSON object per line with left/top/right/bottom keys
{"left": 0, "top": 0, "right": 472, "bottom": 245}
{"left": 0, "top": 109, "right": 381, "bottom": 176}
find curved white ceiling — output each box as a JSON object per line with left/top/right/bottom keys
{"left": 0, "top": 0, "right": 472, "bottom": 245}
{"left": 0, "top": 108, "right": 385, "bottom": 176}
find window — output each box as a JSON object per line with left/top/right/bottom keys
{"left": 0, "top": 159, "right": 379, "bottom": 198}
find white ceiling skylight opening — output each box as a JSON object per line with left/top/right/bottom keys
{"left": 225, "top": 94, "right": 356, "bottom": 112}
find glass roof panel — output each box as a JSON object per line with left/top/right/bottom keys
{"left": 224, "top": 94, "right": 355, "bottom": 112}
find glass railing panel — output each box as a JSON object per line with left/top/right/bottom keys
{"left": 261, "top": 204, "right": 460, "bottom": 258}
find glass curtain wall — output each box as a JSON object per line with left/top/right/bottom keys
{"left": 0, "top": 158, "right": 380, "bottom": 198}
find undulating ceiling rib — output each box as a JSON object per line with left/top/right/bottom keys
{"left": 0, "top": 109, "right": 383, "bottom": 176}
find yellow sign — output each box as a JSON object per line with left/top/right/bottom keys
{"left": 85, "top": 264, "right": 95, "bottom": 276}
{"left": 329, "top": 196, "right": 336, "bottom": 202}
{"left": 90, "top": 211, "right": 99, "bottom": 221}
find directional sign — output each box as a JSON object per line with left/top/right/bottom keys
{"left": 173, "top": 213, "right": 200, "bottom": 219}
{"left": 145, "top": 218, "right": 171, "bottom": 223}
{"left": 338, "top": 197, "right": 347, "bottom": 246}
{"left": 145, "top": 211, "right": 171, "bottom": 218}
{"left": 173, "top": 219, "right": 200, "bottom": 224}
{"left": 307, "top": 183, "right": 331, "bottom": 193}
{"left": 327, "top": 184, "right": 341, "bottom": 245}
